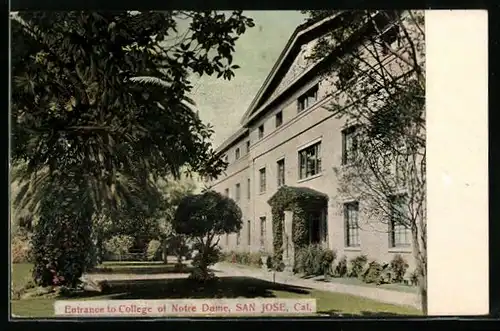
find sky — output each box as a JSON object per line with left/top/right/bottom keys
{"left": 188, "top": 11, "right": 306, "bottom": 147}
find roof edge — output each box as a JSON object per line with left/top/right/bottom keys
{"left": 214, "top": 127, "right": 249, "bottom": 155}
{"left": 239, "top": 12, "right": 345, "bottom": 127}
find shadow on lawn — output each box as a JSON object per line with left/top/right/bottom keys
{"left": 66, "top": 277, "right": 312, "bottom": 300}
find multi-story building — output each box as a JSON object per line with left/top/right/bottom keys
{"left": 207, "top": 12, "right": 420, "bottom": 270}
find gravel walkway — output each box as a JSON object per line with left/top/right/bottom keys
{"left": 214, "top": 262, "right": 421, "bottom": 310}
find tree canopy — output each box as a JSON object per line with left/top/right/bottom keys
{"left": 10, "top": 10, "right": 255, "bottom": 286}
{"left": 174, "top": 190, "right": 242, "bottom": 238}
{"left": 11, "top": 11, "right": 255, "bottom": 218}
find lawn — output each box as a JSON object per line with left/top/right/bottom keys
{"left": 11, "top": 263, "right": 421, "bottom": 318}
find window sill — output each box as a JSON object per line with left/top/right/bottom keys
{"left": 259, "top": 191, "right": 266, "bottom": 195}
{"left": 344, "top": 247, "right": 361, "bottom": 252}
{"left": 297, "top": 172, "right": 323, "bottom": 183}
{"left": 388, "top": 247, "right": 412, "bottom": 254}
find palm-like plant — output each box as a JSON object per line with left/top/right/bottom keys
{"left": 10, "top": 11, "right": 253, "bottom": 286}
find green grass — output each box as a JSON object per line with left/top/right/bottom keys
{"left": 11, "top": 263, "right": 421, "bottom": 318}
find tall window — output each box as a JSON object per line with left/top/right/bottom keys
{"left": 247, "top": 220, "right": 251, "bottom": 245}
{"left": 342, "top": 126, "right": 358, "bottom": 165}
{"left": 246, "top": 141, "right": 250, "bottom": 154}
{"left": 259, "top": 167, "right": 266, "bottom": 193}
{"left": 235, "top": 183, "right": 241, "bottom": 202}
{"left": 224, "top": 154, "right": 229, "bottom": 163}
{"left": 260, "top": 217, "right": 266, "bottom": 247}
{"left": 224, "top": 188, "right": 229, "bottom": 197}
{"left": 236, "top": 231, "right": 241, "bottom": 246}
{"left": 298, "top": 142, "right": 322, "bottom": 180}
{"left": 235, "top": 148, "right": 240, "bottom": 160}
{"left": 298, "top": 85, "right": 318, "bottom": 112}
{"left": 344, "top": 202, "right": 360, "bottom": 247}
{"left": 389, "top": 195, "right": 411, "bottom": 247}
{"left": 258, "top": 125, "right": 264, "bottom": 139}
{"left": 247, "top": 178, "right": 251, "bottom": 199}
{"left": 275, "top": 111, "right": 283, "bottom": 128}
{"left": 225, "top": 233, "right": 229, "bottom": 246}
{"left": 277, "top": 159, "right": 285, "bottom": 187}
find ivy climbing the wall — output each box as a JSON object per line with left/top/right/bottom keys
{"left": 268, "top": 186, "right": 328, "bottom": 268}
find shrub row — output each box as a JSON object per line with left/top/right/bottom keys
{"left": 294, "top": 244, "right": 336, "bottom": 276}
{"left": 335, "top": 253, "right": 416, "bottom": 285}
{"left": 295, "top": 244, "right": 418, "bottom": 286}
{"left": 220, "top": 246, "right": 419, "bottom": 287}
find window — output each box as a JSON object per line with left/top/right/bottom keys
{"left": 260, "top": 217, "right": 266, "bottom": 247}
{"left": 224, "top": 154, "right": 229, "bottom": 163}
{"left": 235, "top": 148, "right": 240, "bottom": 160}
{"left": 389, "top": 195, "right": 411, "bottom": 247}
{"left": 259, "top": 167, "right": 266, "bottom": 193}
{"left": 247, "top": 220, "right": 251, "bottom": 245}
{"left": 342, "top": 126, "right": 358, "bottom": 165}
{"left": 235, "top": 183, "right": 241, "bottom": 202}
{"left": 344, "top": 202, "right": 360, "bottom": 247}
{"left": 247, "top": 178, "right": 251, "bottom": 199}
{"left": 275, "top": 111, "right": 283, "bottom": 128}
{"left": 224, "top": 188, "right": 229, "bottom": 197}
{"left": 277, "top": 159, "right": 285, "bottom": 187}
{"left": 236, "top": 231, "right": 241, "bottom": 246}
{"left": 225, "top": 233, "right": 229, "bottom": 246}
{"left": 298, "top": 85, "right": 318, "bottom": 112}
{"left": 298, "top": 142, "right": 322, "bottom": 180}
{"left": 246, "top": 141, "right": 250, "bottom": 154}
{"left": 258, "top": 125, "right": 264, "bottom": 139}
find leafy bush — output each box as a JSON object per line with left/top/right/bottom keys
{"left": 348, "top": 255, "right": 368, "bottom": 278}
{"left": 409, "top": 268, "right": 420, "bottom": 286}
{"left": 322, "top": 249, "right": 337, "bottom": 276}
{"left": 334, "top": 255, "right": 348, "bottom": 277}
{"left": 11, "top": 234, "right": 32, "bottom": 263}
{"left": 295, "top": 244, "right": 335, "bottom": 276}
{"left": 104, "top": 235, "right": 135, "bottom": 258}
{"left": 362, "top": 260, "right": 391, "bottom": 284}
{"left": 190, "top": 244, "right": 220, "bottom": 281}
{"left": 389, "top": 254, "right": 409, "bottom": 283}
{"left": 32, "top": 191, "right": 94, "bottom": 288}
{"left": 146, "top": 240, "right": 162, "bottom": 261}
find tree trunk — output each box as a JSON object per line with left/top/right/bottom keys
{"left": 162, "top": 239, "right": 168, "bottom": 264}
{"left": 411, "top": 221, "right": 428, "bottom": 314}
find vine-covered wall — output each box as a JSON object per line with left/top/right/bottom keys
{"left": 268, "top": 186, "right": 328, "bottom": 266}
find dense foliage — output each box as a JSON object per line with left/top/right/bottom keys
{"left": 11, "top": 11, "right": 255, "bottom": 286}
{"left": 31, "top": 180, "right": 94, "bottom": 287}
{"left": 295, "top": 244, "right": 336, "bottom": 276}
{"left": 104, "top": 235, "right": 135, "bottom": 258}
{"left": 267, "top": 186, "right": 328, "bottom": 264}
{"left": 174, "top": 190, "right": 242, "bottom": 280}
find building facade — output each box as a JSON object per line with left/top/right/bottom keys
{"left": 208, "top": 12, "right": 419, "bottom": 269}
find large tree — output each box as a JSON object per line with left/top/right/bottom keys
{"left": 302, "top": 10, "right": 426, "bottom": 313}
{"left": 10, "top": 11, "right": 254, "bottom": 286}
{"left": 173, "top": 190, "right": 242, "bottom": 281}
